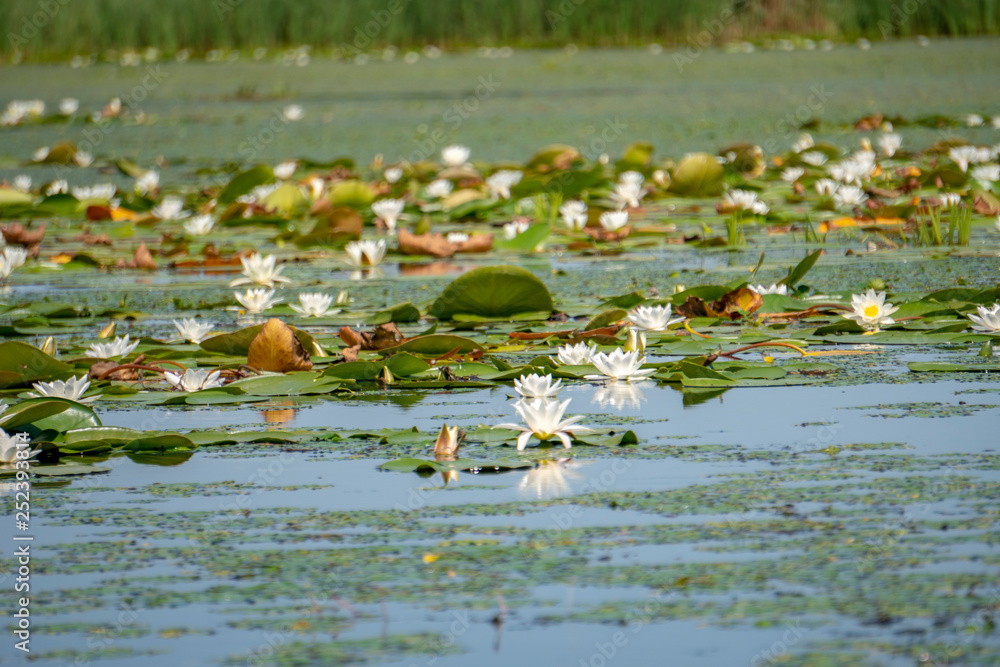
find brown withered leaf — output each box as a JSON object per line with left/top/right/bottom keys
{"left": 854, "top": 113, "right": 883, "bottom": 131}
{"left": 454, "top": 233, "right": 493, "bottom": 253}
{"left": 2, "top": 222, "right": 45, "bottom": 249}
{"left": 341, "top": 346, "right": 360, "bottom": 362}
{"left": 247, "top": 318, "right": 313, "bottom": 372}
{"left": 398, "top": 228, "right": 457, "bottom": 258}
{"left": 973, "top": 192, "right": 1000, "bottom": 216}
{"left": 583, "top": 226, "right": 630, "bottom": 242}
{"left": 338, "top": 323, "right": 404, "bottom": 351}
{"left": 133, "top": 243, "right": 157, "bottom": 270}
{"left": 676, "top": 287, "right": 763, "bottom": 320}
{"left": 75, "top": 232, "right": 113, "bottom": 246}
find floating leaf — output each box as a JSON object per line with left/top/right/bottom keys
{"left": 218, "top": 164, "right": 275, "bottom": 204}
{"left": 122, "top": 434, "right": 198, "bottom": 452}
{"left": 0, "top": 341, "right": 73, "bottom": 388}
{"left": 669, "top": 152, "right": 723, "bottom": 196}
{"left": 429, "top": 265, "right": 553, "bottom": 321}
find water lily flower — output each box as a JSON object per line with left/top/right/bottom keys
{"left": 87, "top": 334, "right": 140, "bottom": 359}
{"left": 495, "top": 398, "right": 590, "bottom": 450}
{"left": 0, "top": 429, "right": 39, "bottom": 466}
{"left": 724, "top": 189, "right": 764, "bottom": 211}
{"left": 965, "top": 113, "right": 984, "bottom": 127}
{"left": 627, "top": 304, "right": 683, "bottom": 331}
{"left": 586, "top": 348, "right": 655, "bottom": 382}
{"left": 514, "top": 373, "right": 562, "bottom": 399}
{"left": 967, "top": 303, "right": 1000, "bottom": 332}
{"left": 441, "top": 145, "right": 470, "bottom": 168}
{"left": 28, "top": 376, "right": 95, "bottom": 403}
{"left": 842, "top": 289, "right": 899, "bottom": 332}
{"left": 503, "top": 220, "right": 529, "bottom": 240}
{"left": 152, "top": 195, "right": 187, "bottom": 220}
{"left": 13, "top": 175, "right": 31, "bottom": 192}
{"left": 445, "top": 232, "right": 469, "bottom": 244}
{"left": 434, "top": 424, "right": 460, "bottom": 459}
{"left": 879, "top": 133, "right": 902, "bottom": 157}
{"left": 290, "top": 292, "right": 340, "bottom": 317}
{"left": 59, "top": 98, "right": 79, "bottom": 115}
{"left": 230, "top": 253, "right": 291, "bottom": 288}
{"left": 135, "top": 170, "right": 160, "bottom": 195}
{"left": 1, "top": 100, "right": 45, "bottom": 126}
{"left": 344, "top": 239, "right": 387, "bottom": 267}
{"left": 0, "top": 247, "right": 28, "bottom": 282}
{"left": 384, "top": 167, "right": 403, "bottom": 184}
{"left": 611, "top": 171, "right": 645, "bottom": 209}
{"left": 781, "top": 167, "right": 805, "bottom": 183}
{"left": 74, "top": 151, "right": 94, "bottom": 167}
{"left": 164, "top": 368, "right": 224, "bottom": 392}
{"left": 792, "top": 133, "right": 814, "bottom": 153}
{"left": 425, "top": 179, "right": 453, "bottom": 199}
{"left": 834, "top": 184, "right": 868, "bottom": 208}
{"left": 599, "top": 210, "right": 629, "bottom": 232}
{"left": 46, "top": 179, "right": 68, "bottom": 196}
{"left": 971, "top": 164, "right": 999, "bottom": 190}
{"left": 814, "top": 178, "right": 838, "bottom": 196}
{"left": 560, "top": 200, "right": 588, "bottom": 231}
{"left": 751, "top": 201, "right": 769, "bottom": 216}
{"left": 283, "top": 105, "right": 304, "bottom": 121}
{"left": 992, "top": 116, "right": 1000, "bottom": 129}
{"left": 556, "top": 342, "right": 594, "bottom": 365}
{"left": 949, "top": 146, "right": 979, "bottom": 173}
{"left": 235, "top": 288, "right": 281, "bottom": 314}
{"left": 32, "top": 146, "right": 49, "bottom": 162}
{"left": 173, "top": 318, "right": 214, "bottom": 343}
{"left": 71, "top": 183, "right": 116, "bottom": 201}
{"left": 372, "top": 198, "right": 405, "bottom": 233}
{"left": 273, "top": 160, "right": 298, "bottom": 180}
{"left": 486, "top": 170, "right": 522, "bottom": 199}
{"left": 800, "top": 151, "right": 828, "bottom": 167}
{"left": 938, "top": 193, "right": 962, "bottom": 207}
{"left": 750, "top": 283, "right": 789, "bottom": 295}
{"left": 184, "top": 214, "right": 215, "bottom": 236}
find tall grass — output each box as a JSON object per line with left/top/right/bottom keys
{"left": 3, "top": 0, "right": 1000, "bottom": 60}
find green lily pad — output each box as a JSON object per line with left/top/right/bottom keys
{"left": 218, "top": 164, "right": 275, "bottom": 205}
{"left": 32, "top": 464, "right": 111, "bottom": 477}
{"left": 0, "top": 341, "right": 74, "bottom": 389}
{"left": 428, "top": 265, "right": 553, "bottom": 321}
{"left": 0, "top": 398, "right": 100, "bottom": 434}
{"left": 122, "top": 434, "right": 198, "bottom": 452}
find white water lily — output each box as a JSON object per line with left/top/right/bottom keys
{"left": 13, "top": 175, "right": 31, "bottom": 193}
{"left": 514, "top": 373, "right": 562, "bottom": 398}
{"left": 372, "top": 198, "right": 405, "bottom": 233}
{"left": 59, "top": 98, "right": 79, "bottom": 115}
{"left": 627, "top": 304, "right": 683, "bottom": 331}
{"left": 135, "top": 170, "right": 160, "bottom": 195}
{"left": 235, "top": 288, "right": 281, "bottom": 314}
{"left": 486, "top": 170, "right": 522, "bottom": 199}
{"left": 814, "top": 178, "right": 838, "bottom": 196}
{"left": 586, "top": 348, "right": 656, "bottom": 382}
{"left": 446, "top": 232, "right": 469, "bottom": 244}
{"left": 32, "top": 146, "right": 49, "bottom": 162}
{"left": 0, "top": 429, "right": 39, "bottom": 466}
{"left": 792, "top": 133, "right": 814, "bottom": 153}
{"left": 152, "top": 195, "right": 187, "bottom": 220}
{"left": 87, "top": 334, "right": 139, "bottom": 359}
{"left": 967, "top": 303, "right": 1000, "bottom": 333}
{"left": 971, "top": 164, "right": 999, "bottom": 190}
{"left": 0, "top": 247, "right": 28, "bottom": 281}
{"left": 45, "top": 179, "right": 67, "bottom": 196}
{"left": 556, "top": 342, "right": 594, "bottom": 366}
{"left": 183, "top": 214, "right": 215, "bottom": 236}
{"left": 29, "top": 376, "right": 95, "bottom": 403}
{"left": 425, "top": 179, "right": 453, "bottom": 199}
{"left": 290, "top": 292, "right": 340, "bottom": 317}
{"left": 800, "top": 151, "right": 828, "bottom": 167}
{"left": 560, "top": 200, "right": 588, "bottom": 230}
{"left": 282, "top": 105, "right": 304, "bottom": 121}
{"left": 173, "top": 318, "right": 215, "bottom": 343}
{"left": 503, "top": 220, "right": 530, "bottom": 240}
{"left": 724, "top": 189, "right": 764, "bottom": 211}
{"left": 441, "top": 145, "right": 470, "bottom": 168}
{"left": 611, "top": 171, "right": 645, "bottom": 209}
{"left": 834, "top": 184, "right": 868, "bottom": 208}
{"left": 230, "top": 253, "right": 291, "bottom": 288}
{"left": 949, "top": 146, "right": 979, "bottom": 173}
{"left": 74, "top": 151, "right": 94, "bottom": 167}
{"left": 1, "top": 100, "right": 45, "bottom": 126}
{"left": 879, "top": 133, "right": 902, "bottom": 157}
{"left": 384, "top": 167, "right": 403, "bottom": 184}
{"left": 495, "top": 398, "right": 590, "bottom": 450}
{"left": 938, "top": 193, "right": 962, "bottom": 207}
{"left": 72, "top": 183, "right": 116, "bottom": 201}
{"left": 781, "top": 167, "right": 805, "bottom": 183}
{"left": 965, "top": 113, "right": 984, "bottom": 127}
{"left": 164, "top": 368, "right": 224, "bottom": 393}
{"left": 273, "top": 160, "right": 298, "bottom": 180}
{"left": 344, "top": 239, "right": 387, "bottom": 267}
{"left": 751, "top": 283, "right": 789, "bottom": 295}
{"left": 599, "top": 210, "right": 629, "bottom": 232}
{"left": 843, "top": 289, "right": 899, "bottom": 332}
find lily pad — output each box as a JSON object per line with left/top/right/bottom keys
{"left": 428, "top": 265, "right": 553, "bottom": 321}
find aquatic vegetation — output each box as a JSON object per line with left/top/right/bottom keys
{"left": 842, "top": 289, "right": 900, "bottom": 333}
{"left": 28, "top": 376, "right": 94, "bottom": 403}
{"left": 587, "top": 348, "right": 656, "bottom": 382}
{"left": 86, "top": 335, "right": 139, "bottom": 360}
{"left": 967, "top": 303, "right": 1000, "bottom": 332}
{"left": 164, "top": 368, "right": 225, "bottom": 392}
{"left": 495, "top": 398, "right": 590, "bottom": 450}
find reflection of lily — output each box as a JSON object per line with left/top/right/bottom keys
{"left": 591, "top": 381, "right": 651, "bottom": 411}
{"left": 518, "top": 458, "right": 581, "bottom": 500}
{"left": 495, "top": 398, "right": 590, "bottom": 450}
{"left": 349, "top": 267, "right": 386, "bottom": 281}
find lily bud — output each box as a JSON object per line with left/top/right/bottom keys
{"left": 99, "top": 321, "right": 117, "bottom": 338}
{"left": 40, "top": 336, "right": 56, "bottom": 355}
{"left": 434, "top": 423, "right": 460, "bottom": 460}
{"left": 624, "top": 327, "right": 646, "bottom": 354}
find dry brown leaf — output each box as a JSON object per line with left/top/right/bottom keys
{"left": 2, "top": 222, "right": 45, "bottom": 248}
{"left": 133, "top": 243, "right": 157, "bottom": 270}
{"left": 247, "top": 318, "right": 313, "bottom": 372}
{"left": 398, "top": 228, "right": 457, "bottom": 258}
{"left": 338, "top": 323, "right": 404, "bottom": 351}
{"left": 676, "top": 286, "right": 763, "bottom": 320}
{"left": 454, "top": 233, "right": 493, "bottom": 253}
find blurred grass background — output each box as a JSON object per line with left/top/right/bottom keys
{"left": 3, "top": 0, "right": 1000, "bottom": 60}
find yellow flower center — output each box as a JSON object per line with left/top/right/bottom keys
{"left": 863, "top": 305, "right": 880, "bottom": 318}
